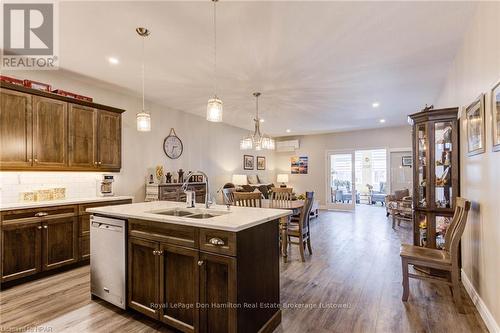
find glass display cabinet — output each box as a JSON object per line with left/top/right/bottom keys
{"left": 408, "top": 107, "right": 459, "bottom": 249}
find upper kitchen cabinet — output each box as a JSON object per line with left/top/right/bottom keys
{"left": 68, "top": 104, "right": 97, "bottom": 169}
{"left": 97, "top": 110, "right": 121, "bottom": 170}
{"left": 33, "top": 96, "right": 68, "bottom": 168}
{"left": 0, "top": 82, "right": 124, "bottom": 171}
{"left": 0, "top": 89, "right": 33, "bottom": 168}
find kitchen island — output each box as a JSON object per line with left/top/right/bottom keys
{"left": 87, "top": 201, "right": 291, "bottom": 333}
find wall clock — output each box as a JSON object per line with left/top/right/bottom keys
{"left": 163, "top": 128, "right": 183, "bottom": 159}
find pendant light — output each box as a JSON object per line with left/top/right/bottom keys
{"left": 240, "top": 92, "right": 275, "bottom": 151}
{"left": 206, "top": 0, "right": 223, "bottom": 122}
{"left": 136, "top": 27, "right": 151, "bottom": 131}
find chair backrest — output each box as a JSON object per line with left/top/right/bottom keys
{"left": 297, "top": 192, "right": 314, "bottom": 236}
{"left": 443, "top": 197, "right": 471, "bottom": 264}
{"left": 222, "top": 188, "right": 236, "bottom": 205}
{"left": 233, "top": 192, "right": 262, "bottom": 208}
{"left": 270, "top": 187, "right": 293, "bottom": 206}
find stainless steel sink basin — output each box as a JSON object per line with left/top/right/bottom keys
{"left": 187, "top": 213, "right": 218, "bottom": 219}
{"left": 148, "top": 208, "right": 230, "bottom": 219}
{"left": 150, "top": 208, "right": 197, "bottom": 217}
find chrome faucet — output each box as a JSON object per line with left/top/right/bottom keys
{"left": 181, "top": 171, "right": 211, "bottom": 209}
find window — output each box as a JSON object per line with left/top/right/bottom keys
{"left": 355, "top": 149, "right": 387, "bottom": 192}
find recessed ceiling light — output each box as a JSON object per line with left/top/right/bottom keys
{"left": 286, "top": 129, "right": 291, "bottom": 133}
{"left": 379, "top": 119, "right": 386, "bottom": 123}
{"left": 108, "top": 57, "right": 119, "bottom": 65}
{"left": 372, "top": 102, "right": 380, "bottom": 108}
{"left": 259, "top": 119, "right": 265, "bottom": 123}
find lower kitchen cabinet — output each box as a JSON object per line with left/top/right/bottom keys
{"left": 1, "top": 220, "right": 42, "bottom": 282}
{"left": 0, "top": 199, "right": 132, "bottom": 285}
{"left": 127, "top": 237, "right": 160, "bottom": 319}
{"left": 199, "top": 252, "right": 237, "bottom": 333}
{"left": 42, "top": 216, "right": 79, "bottom": 270}
{"left": 160, "top": 244, "right": 200, "bottom": 332}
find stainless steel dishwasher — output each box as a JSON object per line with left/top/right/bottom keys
{"left": 90, "top": 215, "right": 126, "bottom": 309}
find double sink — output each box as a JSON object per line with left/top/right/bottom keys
{"left": 148, "top": 207, "right": 230, "bottom": 220}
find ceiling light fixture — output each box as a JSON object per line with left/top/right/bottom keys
{"left": 286, "top": 129, "right": 291, "bottom": 133}
{"left": 240, "top": 92, "right": 275, "bottom": 151}
{"left": 136, "top": 27, "right": 151, "bottom": 132}
{"left": 379, "top": 119, "right": 386, "bottom": 123}
{"left": 108, "top": 57, "right": 119, "bottom": 65}
{"left": 206, "top": 0, "right": 223, "bottom": 122}
{"left": 372, "top": 102, "right": 380, "bottom": 108}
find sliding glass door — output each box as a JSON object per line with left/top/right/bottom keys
{"left": 326, "top": 151, "right": 355, "bottom": 210}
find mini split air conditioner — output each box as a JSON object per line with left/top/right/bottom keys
{"left": 276, "top": 140, "right": 300, "bottom": 152}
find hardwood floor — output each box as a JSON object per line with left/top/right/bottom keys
{"left": 0, "top": 205, "right": 488, "bottom": 332}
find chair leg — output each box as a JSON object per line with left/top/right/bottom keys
{"left": 392, "top": 214, "right": 396, "bottom": 229}
{"left": 306, "top": 237, "right": 312, "bottom": 255}
{"left": 402, "top": 259, "right": 409, "bottom": 301}
{"left": 299, "top": 238, "right": 306, "bottom": 262}
{"left": 451, "top": 269, "right": 464, "bottom": 313}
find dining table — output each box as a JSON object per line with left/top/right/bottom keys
{"left": 261, "top": 199, "right": 304, "bottom": 263}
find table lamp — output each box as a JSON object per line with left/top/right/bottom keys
{"left": 232, "top": 174, "right": 248, "bottom": 187}
{"left": 277, "top": 174, "right": 289, "bottom": 188}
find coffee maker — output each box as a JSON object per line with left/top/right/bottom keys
{"left": 97, "top": 175, "right": 114, "bottom": 196}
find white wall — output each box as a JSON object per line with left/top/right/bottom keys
{"left": 435, "top": 3, "right": 500, "bottom": 331}
{"left": 274, "top": 126, "right": 411, "bottom": 205}
{"left": 0, "top": 70, "right": 275, "bottom": 203}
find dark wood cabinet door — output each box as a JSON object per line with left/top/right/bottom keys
{"left": 159, "top": 244, "right": 199, "bottom": 333}
{"left": 199, "top": 252, "right": 237, "bottom": 333}
{"left": 42, "top": 216, "right": 78, "bottom": 270}
{"left": 68, "top": 104, "right": 96, "bottom": 169}
{"left": 97, "top": 110, "right": 121, "bottom": 170}
{"left": 80, "top": 234, "right": 90, "bottom": 261}
{"left": 0, "top": 89, "right": 33, "bottom": 168}
{"left": 33, "top": 96, "right": 67, "bottom": 168}
{"left": 128, "top": 237, "right": 160, "bottom": 319}
{"left": 1, "top": 220, "right": 41, "bottom": 282}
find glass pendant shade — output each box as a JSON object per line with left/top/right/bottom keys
{"left": 136, "top": 111, "right": 151, "bottom": 132}
{"left": 207, "top": 96, "right": 223, "bottom": 122}
{"left": 240, "top": 136, "right": 253, "bottom": 150}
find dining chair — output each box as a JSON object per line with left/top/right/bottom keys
{"left": 233, "top": 192, "right": 262, "bottom": 208}
{"left": 270, "top": 187, "right": 293, "bottom": 207}
{"left": 400, "top": 197, "right": 471, "bottom": 313}
{"left": 222, "top": 188, "right": 236, "bottom": 205}
{"left": 287, "top": 192, "right": 314, "bottom": 262}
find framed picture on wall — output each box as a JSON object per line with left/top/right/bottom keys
{"left": 257, "top": 156, "right": 266, "bottom": 170}
{"left": 492, "top": 80, "right": 500, "bottom": 152}
{"left": 243, "top": 155, "right": 254, "bottom": 170}
{"left": 465, "top": 94, "right": 486, "bottom": 156}
{"left": 291, "top": 156, "right": 308, "bottom": 174}
{"left": 401, "top": 156, "right": 412, "bottom": 167}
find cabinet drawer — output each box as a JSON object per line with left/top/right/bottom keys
{"left": 128, "top": 219, "right": 198, "bottom": 249}
{"left": 199, "top": 228, "right": 236, "bottom": 257}
{"left": 78, "top": 199, "right": 132, "bottom": 215}
{"left": 1, "top": 205, "right": 78, "bottom": 224}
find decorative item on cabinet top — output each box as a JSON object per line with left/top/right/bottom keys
{"left": 0, "top": 82, "right": 124, "bottom": 172}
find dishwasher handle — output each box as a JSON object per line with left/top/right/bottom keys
{"left": 91, "top": 222, "right": 123, "bottom": 232}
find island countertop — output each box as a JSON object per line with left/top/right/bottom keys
{"left": 87, "top": 201, "right": 292, "bottom": 231}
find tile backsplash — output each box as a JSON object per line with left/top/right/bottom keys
{"left": 0, "top": 172, "right": 113, "bottom": 204}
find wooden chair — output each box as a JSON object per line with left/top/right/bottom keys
{"left": 222, "top": 188, "right": 236, "bottom": 205}
{"left": 233, "top": 192, "right": 262, "bottom": 208}
{"left": 287, "top": 192, "right": 314, "bottom": 262}
{"left": 270, "top": 187, "right": 293, "bottom": 207}
{"left": 400, "top": 197, "right": 471, "bottom": 313}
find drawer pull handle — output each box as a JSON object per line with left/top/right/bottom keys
{"left": 197, "top": 260, "right": 204, "bottom": 266}
{"left": 208, "top": 237, "right": 225, "bottom": 246}
{"left": 35, "top": 212, "right": 48, "bottom": 217}
{"left": 152, "top": 250, "right": 163, "bottom": 256}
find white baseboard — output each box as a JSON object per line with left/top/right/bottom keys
{"left": 461, "top": 269, "right": 500, "bottom": 333}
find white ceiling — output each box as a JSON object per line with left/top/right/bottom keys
{"left": 58, "top": 1, "right": 475, "bottom": 135}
